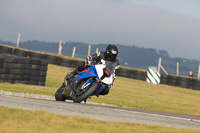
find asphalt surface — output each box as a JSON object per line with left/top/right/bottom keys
{"left": 0, "top": 95, "right": 200, "bottom": 129}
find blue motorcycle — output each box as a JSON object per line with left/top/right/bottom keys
{"left": 55, "top": 60, "right": 116, "bottom": 103}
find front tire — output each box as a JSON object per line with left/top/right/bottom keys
{"left": 55, "top": 84, "right": 66, "bottom": 101}
{"left": 73, "top": 82, "right": 98, "bottom": 103}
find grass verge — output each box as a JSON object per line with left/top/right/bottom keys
{"left": 0, "top": 105, "right": 199, "bottom": 133}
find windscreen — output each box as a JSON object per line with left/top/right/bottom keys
{"left": 105, "top": 61, "right": 116, "bottom": 74}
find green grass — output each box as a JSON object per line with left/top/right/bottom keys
{"left": 1, "top": 64, "right": 200, "bottom": 132}
{"left": 1, "top": 105, "right": 199, "bottom": 133}
{"left": 1, "top": 64, "right": 200, "bottom": 116}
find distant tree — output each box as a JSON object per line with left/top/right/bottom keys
{"left": 158, "top": 50, "right": 169, "bottom": 59}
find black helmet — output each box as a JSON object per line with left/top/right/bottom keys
{"left": 105, "top": 44, "right": 118, "bottom": 61}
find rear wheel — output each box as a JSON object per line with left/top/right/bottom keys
{"left": 73, "top": 81, "right": 98, "bottom": 103}
{"left": 55, "top": 84, "right": 66, "bottom": 101}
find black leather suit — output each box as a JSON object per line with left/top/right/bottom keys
{"left": 75, "top": 51, "right": 119, "bottom": 95}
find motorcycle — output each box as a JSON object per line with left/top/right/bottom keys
{"left": 55, "top": 59, "right": 116, "bottom": 103}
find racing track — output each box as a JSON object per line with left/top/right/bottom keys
{"left": 0, "top": 95, "right": 200, "bottom": 129}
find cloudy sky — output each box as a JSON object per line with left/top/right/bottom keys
{"left": 0, "top": 0, "right": 200, "bottom": 60}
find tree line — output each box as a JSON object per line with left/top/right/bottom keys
{"left": 0, "top": 40, "right": 198, "bottom": 76}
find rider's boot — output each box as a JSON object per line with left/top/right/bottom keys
{"left": 66, "top": 69, "right": 80, "bottom": 80}
{"left": 74, "top": 69, "right": 81, "bottom": 75}
{"left": 66, "top": 69, "right": 75, "bottom": 79}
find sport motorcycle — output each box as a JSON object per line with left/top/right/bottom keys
{"left": 55, "top": 60, "right": 116, "bottom": 103}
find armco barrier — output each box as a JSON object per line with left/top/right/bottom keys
{"left": 1, "top": 44, "right": 200, "bottom": 90}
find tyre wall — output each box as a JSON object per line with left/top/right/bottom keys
{"left": 1, "top": 44, "right": 200, "bottom": 90}
{"left": 0, "top": 45, "right": 13, "bottom": 54}
{"left": 115, "top": 68, "right": 147, "bottom": 81}
{"left": 191, "top": 78, "right": 200, "bottom": 90}
{"left": 160, "top": 74, "right": 168, "bottom": 85}
{"left": 0, "top": 53, "right": 48, "bottom": 86}
{"left": 159, "top": 74, "right": 200, "bottom": 91}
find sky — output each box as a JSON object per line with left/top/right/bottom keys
{"left": 0, "top": 0, "right": 200, "bottom": 60}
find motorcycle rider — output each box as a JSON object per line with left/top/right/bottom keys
{"left": 66, "top": 44, "right": 119, "bottom": 96}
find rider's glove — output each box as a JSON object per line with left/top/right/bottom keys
{"left": 112, "top": 73, "right": 116, "bottom": 83}
{"left": 113, "top": 73, "right": 116, "bottom": 80}
{"left": 87, "top": 55, "right": 93, "bottom": 65}
{"left": 115, "top": 65, "right": 119, "bottom": 69}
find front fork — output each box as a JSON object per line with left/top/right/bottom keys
{"left": 65, "top": 76, "right": 103, "bottom": 99}
{"left": 63, "top": 77, "right": 74, "bottom": 98}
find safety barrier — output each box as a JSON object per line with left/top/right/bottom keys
{"left": 0, "top": 44, "right": 200, "bottom": 90}
{"left": 0, "top": 53, "right": 48, "bottom": 86}
{"left": 115, "top": 68, "right": 147, "bottom": 81}
{"left": 160, "top": 74, "right": 168, "bottom": 85}
{"left": 176, "top": 76, "right": 191, "bottom": 89}
{"left": 147, "top": 68, "right": 161, "bottom": 84}
{"left": 0, "top": 45, "right": 13, "bottom": 54}
{"left": 160, "top": 74, "right": 200, "bottom": 90}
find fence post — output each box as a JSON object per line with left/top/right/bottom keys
{"left": 198, "top": 63, "right": 200, "bottom": 78}
{"left": 157, "top": 57, "right": 168, "bottom": 75}
{"left": 16, "top": 32, "right": 21, "bottom": 48}
{"left": 160, "top": 65, "right": 168, "bottom": 75}
{"left": 72, "top": 47, "right": 76, "bottom": 57}
{"left": 177, "top": 62, "right": 179, "bottom": 76}
{"left": 88, "top": 44, "right": 91, "bottom": 56}
{"left": 157, "top": 57, "right": 162, "bottom": 73}
{"left": 58, "top": 40, "right": 62, "bottom": 56}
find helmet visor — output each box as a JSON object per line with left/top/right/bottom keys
{"left": 106, "top": 51, "right": 117, "bottom": 61}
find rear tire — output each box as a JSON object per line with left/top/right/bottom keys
{"left": 55, "top": 85, "right": 66, "bottom": 101}
{"left": 73, "top": 82, "right": 98, "bottom": 103}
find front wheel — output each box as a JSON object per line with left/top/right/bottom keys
{"left": 73, "top": 82, "right": 98, "bottom": 103}
{"left": 55, "top": 84, "right": 66, "bottom": 101}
